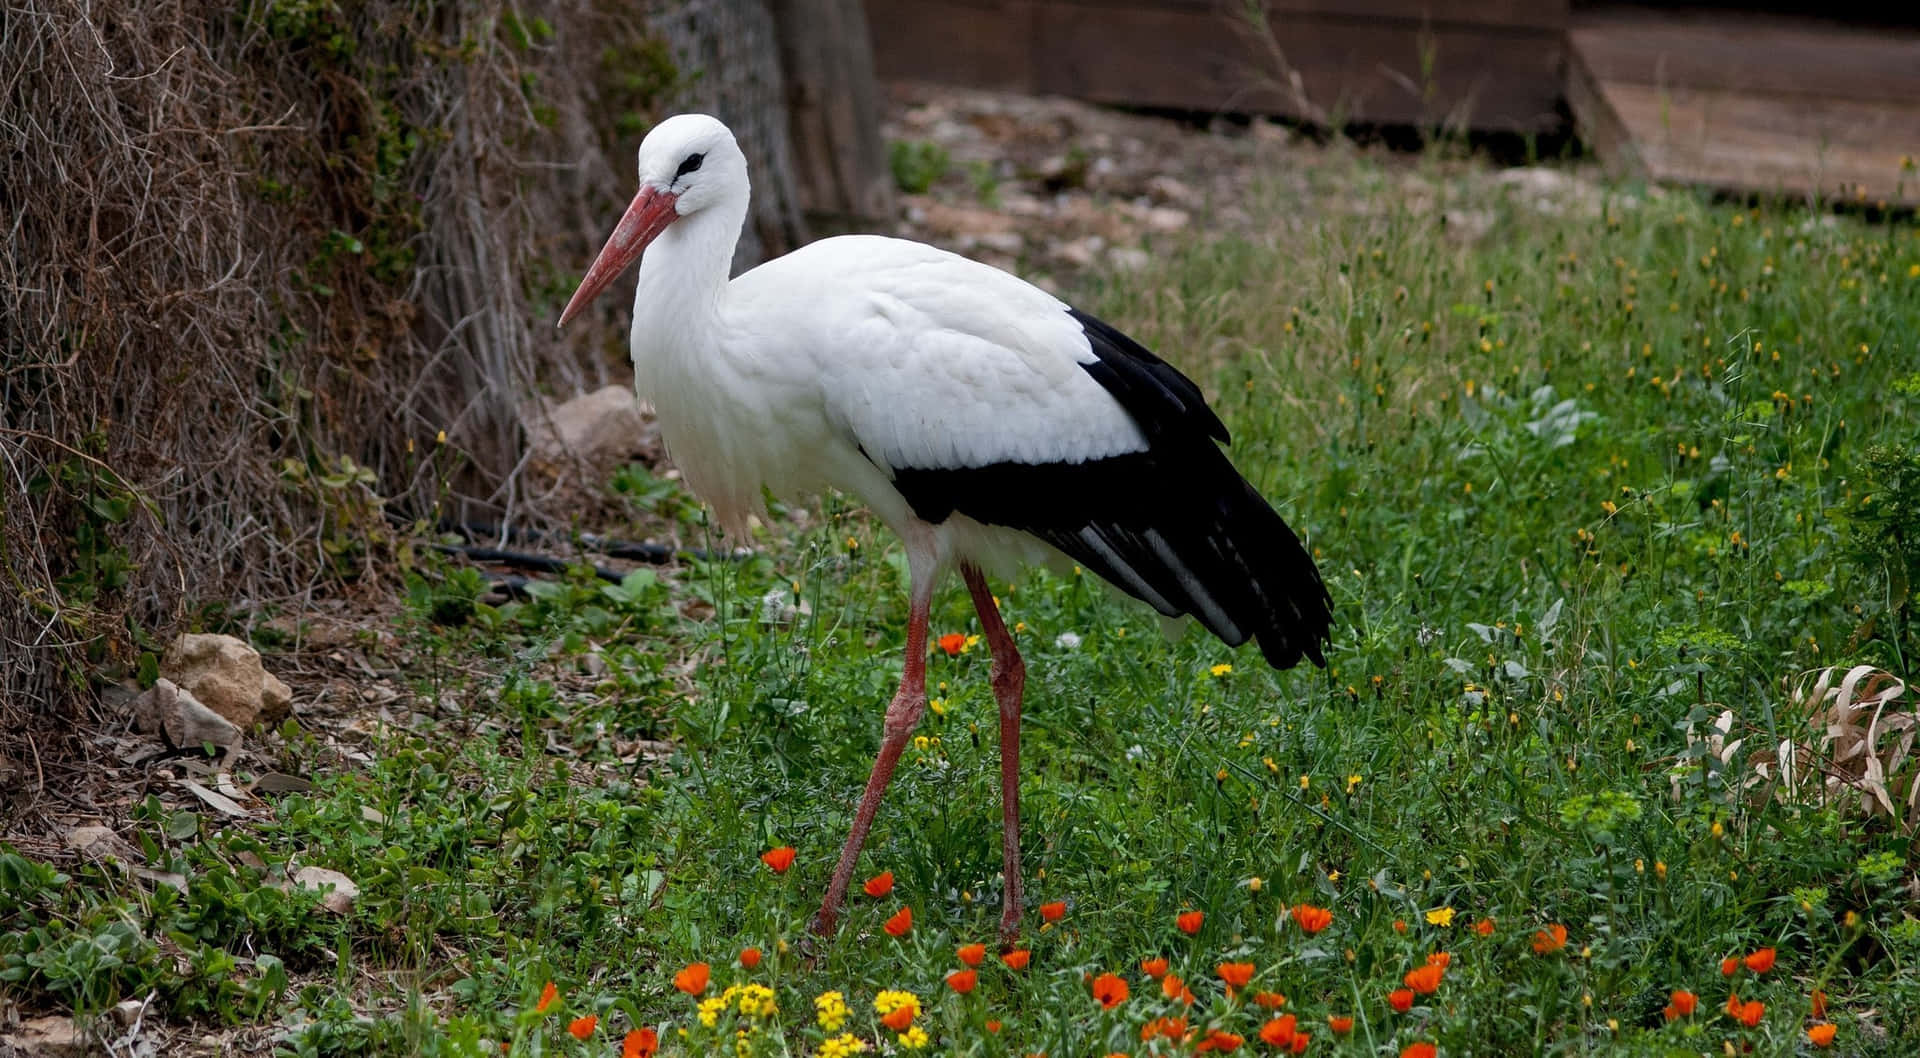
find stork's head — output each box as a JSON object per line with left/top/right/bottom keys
{"left": 559, "top": 114, "right": 747, "bottom": 327}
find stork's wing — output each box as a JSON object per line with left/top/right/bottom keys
{"left": 739, "top": 235, "right": 1332, "bottom": 669}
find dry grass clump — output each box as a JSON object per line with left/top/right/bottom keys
{"left": 0, "top": 1, "right": 798, "bottom": 740}
{"left": 1683, "top": 667, "right": 1918, "bottom": 833}
{"left": 1782, "top": 665, "right": 1917, "bottom": 832}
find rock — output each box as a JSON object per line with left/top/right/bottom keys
{"left": 1443, "top": 209, "right": 1496, "bottom": 244}
{"left": 1145, "top": 175, "right": 1198, "bottom": 207}
{"left": 109, "top": 999, "right": 147, "bottom": 1029}
{"left": 971, "top": 230, "right": 1025, "bottom": 255}
{"left": 525, "top": 385, "right": 655, "bottom": 471}
{"left": 921, "top": 202, "right": 1018, "bottom": 239}
{"left": 286, "top": 866, "right": 359, "bottom": 915}
{"left": 1054, "top": 237, "right": 1100, "bottom": 269}
{"left": 161, "top": 634, "right": 291, "bottom": 729}
{"left": 128, "top": 677, "right": 242, "bottom": 755}
{"left": 0, "top": 1016, "right": 92, "bottom": 1058}
{"left": 1144, "top": 206, "right": 1190, "bottom": 233}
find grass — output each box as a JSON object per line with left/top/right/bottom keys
{"left": 5, "top": 150, "right": 1920, "bottom": 1057}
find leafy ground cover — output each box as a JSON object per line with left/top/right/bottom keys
{"left": 5, "top": 150, "right": 1920, "bottom": 1057}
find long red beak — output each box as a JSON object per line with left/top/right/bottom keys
{"left": 557, "top": 186, "right": 680, "bottom": 328}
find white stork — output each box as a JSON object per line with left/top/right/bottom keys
{"left": 559, "top": 114, "right": 1332, "bottom": 943}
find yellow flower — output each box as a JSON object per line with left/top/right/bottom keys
{"left": 698, "top": 995, "right": 727, "bottom": 1028}
{"left": 818, "top": 1033, "right": 869, "bottom": 1057}
{"left": 1298, "top": 774, "right": 1310, "bottom": 790}
{"left": 928, "top": 697, "right": 945, "bottom": 716}
{"left": 1345, "top": 774, "right": 1363, "bottom": 794}
{"left": 1425, "top": 907, "right": 1454, "bottom": 927}
{"left": 735, "top": 984, "right": 777, "bottom": 1018}
{"left": 897, "top": 1026, "right": 930, "bottom": 1050}
{"left": 963, "top": 634, "right": 981, "bottom": 652}
{"left": 1210, "top": 663, "right": 1233, "bottom": 677}
{"left": 815, "top": 991, "right": 850, "bottom": 1032}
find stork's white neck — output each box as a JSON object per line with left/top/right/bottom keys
{"left": 631, "top": 187, "right": 748, "bottom": 335}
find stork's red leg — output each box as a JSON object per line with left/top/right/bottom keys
{"left": 961, "top": 563, "right": 1026, "bottom": 947}
{"left": 813, "top": 553, "right": 935, "bottom": 938}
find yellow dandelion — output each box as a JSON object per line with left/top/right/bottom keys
{"left": 1424, "top": 907, "right": 1454, "bottom": 927}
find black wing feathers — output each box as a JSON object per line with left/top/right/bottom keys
{"left": 887, "top": 308, "right": 1333, "bottom": 670}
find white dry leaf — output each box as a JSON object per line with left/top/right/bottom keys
{"left": 1778, "top": 666, "right": 1916, "bottom": 832}
{"left": 286, "top": 866, "right": 359, "bottom": 914}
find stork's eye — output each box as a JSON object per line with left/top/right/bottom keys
{"left": 675, "top": 153, "right": 705, "bottom": 180}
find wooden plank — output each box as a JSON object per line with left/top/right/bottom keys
{"left": 1567, "top": 8, "right": 1920, "bottom": 206}
{"left": 1570, "top": 10, "right": 1920, "bottom": 106}
{"left": 1602, "top": 81, "right": 1920, "bottom": 205}
{"left": 1031, "top": 5, "right": 1565, "bottom": 130}
{"left": 865, "top": 0, "right": 1567, "bottom": 131}
{"left": 1044, "top": 0, "right": 1567, "bottom": 33}
{"left": 866, "top": 0, "right": 1038, "bottom": 94}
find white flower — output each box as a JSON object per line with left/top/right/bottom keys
{"left": 1054, "top": 632, "right": 1082, "bottom": 650}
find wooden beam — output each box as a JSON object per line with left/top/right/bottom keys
{"left": 865, "top": 0, "right": 1568, "bottom": 132}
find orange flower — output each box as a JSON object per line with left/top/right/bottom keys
{"left": 535, "top": 981, "right": 559, "bottom": 1013}
{"left": 672, "top": 963, "right": 709, "bottom": 996}
{"left": 1472, "top": 917, "right": 1495, "bottom": 937}
{"left": 1720, "top": 956, "right": 1740, "bottom": 976}
{"left": 1252, "top": 991, "right": 1287, "bottom": 1009}
{"left": 1140, "top": 956, "right": 1169, "bottom": 979}
{"left": 1724, "top": 995, "right": 1764, "bottom": 1027}
{"left": 1743, "top": 947, "right": 1776, "bottom": 973}
{"left": 938, "top": 633, "right": 966, "bottom": 656}
{"left": 1161, "top": 973, "right": 1195, "bottom": 1005}
{"left": 1258, "top": 1015, "right": 1297, "bottom": 1047}
{"left": 947, "top": 969, "right": 978, "bottom": 994}
{"left": 1807, "top": 1024, "right": 1837, "bottom": 1048}
{"left": 1141, "top": 1016, "right": 1189, "bottom": 1042}
{"left": 1669, "top": 989, "right": 1698, "bottom": 1017}
{"left": 985, "top": 1019, "right": 1002, "bottom": 1033}
{"left": 1217, "top": 962, "right": 1255, "bottom": 989}
{"left": 1196, "top": 1029, "right": 1242, "bottom": 1052}
{"left": 1403, "top": 963, "right": 1444, "bottom": 994}
{"left": 1388, "top": 988, "right": 1415, "bottom": 1013}
{"left": 1530, "top": 924, "right": 1567, "bottom": 954}
{"left": 622, "top": 1027, "right": 658, "bottom": 1058}
{"left": 1326, "top": 1015, "right": 1353, "bottom": 1035}
{"left": 1401, "top": 1044, "right": 1436, "bottom": 1058}
{"left": 1392, "top": 919, "right": 1407, "bottom": 934}
{"left": 1177, "top": 910, "right": 1205, "bottom": 934}
{"left": 883, "top": 906, "right": 913, "bottom": 937}
{"left": 1289, "top": 1033, "right": 1311, "bottom": 1054}
{"left": 1290, "top": 904, "right": 1332, "bottom": 934}
{"left": 958, "top": 943, "right": 986, "bottom": 967}
{"left": 880, "top": 1005, "right": 915, "bottom": 1032}
{"left": 567, "top": 1014, "right": 597, "bottom": 1040}
{"left": 1425, "top": 951, "right": 1451, "bottom": 968}
{"left": 739, "top": 947, "right": 762, "bottom": 969}
{"left": 1040, "top": 901, "right": 1067, "bottom": 922}
{"left": 1092, "top": 972, "right": 1129, "bottom": 1008}
{"left": 863, "top": 871, "right": 894, "bottom": 897}
{"left": 1811, "top": 989, "right": 1827, "bottom": 1018}
{"left": 1001, "top": 949, "right": 1032, "bottom": 970}
{"left": 760, "top": 846, "right": 795, "bottom": 873}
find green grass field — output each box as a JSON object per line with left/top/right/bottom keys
{"left": 5, "top": 151, "right": 1919, "bottom": 1057}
